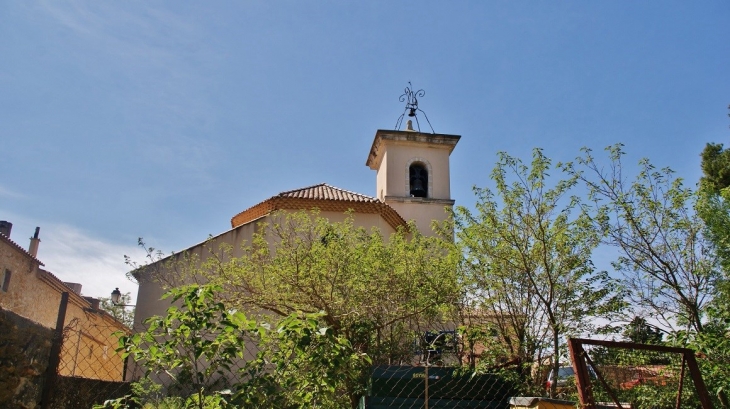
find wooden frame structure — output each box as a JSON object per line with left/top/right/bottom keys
{"left": 567, "top": 338, "right": 713, "bottom": 409}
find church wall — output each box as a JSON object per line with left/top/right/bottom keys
{"left": 133, "top": 218, "right": 260, "bottom": 331}
{"left": 315, "top": 210, "right": 397, "bottom": 236}
{"left": 131, "top": 208, "right": 400, "bottom": 382}
{"left": 386, "top": 200, "right": 452, "bottom": 237}
{"left": 134, "top": 210, "right": 397, "bottom": 328}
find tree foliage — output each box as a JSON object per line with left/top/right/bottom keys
{"left": 115, "top": 142, "right": 730, "bottom": 405}
{"left": 700, "top": 142, "right": 730, "bottom": 193}
{"left": 262, "top": 313, "right": 370, "bottom": 408}
{"left": 108, "top": 284, "right": 367, "bottom": 409}
{"left": 208, "top": 210, "right": 459, "bottom": 356}
{"left": 118, "top": 284, "right": 258, "bottom": 408}
{"left": 695, "top": 139, "right": 730, "bottom": 404}
{"left": 455, "top": 148, "right": 624, "bottom": 396}
{"left": 564, "top": 144, "right": 719, "bottom": 334}
{"left": 697, "top": 142, "right": 730, "bottom": 308}
{"left": 195, "top": 210, "right": 459, "bottom": 405}
{"left": 623, "top": 316, "right": 663, "bottom": 345}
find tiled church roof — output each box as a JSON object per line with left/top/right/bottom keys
{"left": 277, "top": 183, "right": 379, "bottom": 202}
{"left": 231, "top": 183, "right": 407, "bottom": 230}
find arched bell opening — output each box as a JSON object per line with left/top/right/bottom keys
{"left": 409, "top": 163, "right": 428, "bottom": 198}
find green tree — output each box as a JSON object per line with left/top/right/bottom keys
{"left": 119, "top": 284, "right": 258, "bottom": 408}
{"left": 590, "top": 318, "right": 666, "bottom": 367}
{"left": 565, "top": 144, "right": 720, "bottom": 334}
{"left": 260, "top": 313, "right": 370, "bottom": 408}
{"left": 698, "top": 142, "right": 730, "bottom": 302}
{"left": 455, "top": 149, "right": 624, "bottom": 396}
{"left": 111, "top": 284, "right": 367, "bottom": 409}
{"left": 569, "top": 141, "right": 730, "bottom": 407}
{"left": 695, "top": 139, "right": 730, "bottom": 406}
{"left": 203, "top": 210, "right": 460, "bottom": 407}
{"left": 623, "top": 316, "right": 663, "bottom": 345}
{"left": 700, "top": 142, "right": 730, "bottom": 192}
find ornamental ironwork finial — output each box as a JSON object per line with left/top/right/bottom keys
{"left": 395, "top": 82, "right": 435, "bottom": 133}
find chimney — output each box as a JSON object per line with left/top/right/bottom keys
{"left": 28, "top": 227, "right": 40, "bottom": 258}
{"left": 84, "top": 297, "right": 100, "bottom": 310}
{"left": 64, "top": 282, "right": 83, "bottom": 295}
{"left": 0, "top": 221, "right": 11, "bottom": 238}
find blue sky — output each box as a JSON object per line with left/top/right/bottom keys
{"left": 1, "top": 1, "right": 728, "bottom": 302}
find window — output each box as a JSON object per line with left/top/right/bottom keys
{"left": 409, "top": 163, "right": 428, "bottom": 198}
{"left": 1, "top": 269, "right": 10, "bottom": 292}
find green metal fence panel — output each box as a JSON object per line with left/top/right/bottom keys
{"left": 365, "top": 365, "right": 517, "bottom": 408}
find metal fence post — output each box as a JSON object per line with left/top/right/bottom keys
{"left": 40, "top": 292, "right": 69, "bottom": 409}
{"left": 424, "top": 364, "right": 429, "bottom": 409}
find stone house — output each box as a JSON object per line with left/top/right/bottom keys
{"left": 0, "top": 222, "right": 129, "bottom": 382}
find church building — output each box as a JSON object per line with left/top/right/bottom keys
{"left": 132, "top": 124, "right": 461, "bottom": 340}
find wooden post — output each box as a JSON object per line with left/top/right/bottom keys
{"left": 568, "top": 338, "right": 595, "bottom": 409}
{"left": 685, "top": 350, "right": 713, "bottom": 409}
{"left": 40, "top": 292, "right": 68, "bottom": 409}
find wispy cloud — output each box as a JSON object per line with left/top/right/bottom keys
{"left": 1, "top": 211, "right": 143, "bottom": 303}
{"left": 39, "top": 224, "right": 143, "bottom": 303}
{"left": 31, "top": 1, "right": 221, "bottom": 179}
{"left": 0, "top": 185, "right": 26, "bottom": 199}
{"left": 36, "top": 0, "right": 196, "bottom": 62}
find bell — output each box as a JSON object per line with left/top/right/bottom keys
{"left": 408, "top": 108, "right": 416, "bottom": 117}
{"left": 410, "top": 179, "right": 426, "bottom": 197}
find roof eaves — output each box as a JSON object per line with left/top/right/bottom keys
{"left": 38, "top": 269, "right": 93, "bottom": 310}
{"left": 0, "top": 232, "right": 44, "bottom": 266}
{"left": 231, "top": 184, "right": 407, "bottom": 231}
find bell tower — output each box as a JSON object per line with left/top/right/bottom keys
{"left": 365, "top": 122, "right": 460, "bottom": 236}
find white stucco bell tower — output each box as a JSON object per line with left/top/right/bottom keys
{"left": 365, "top": 123, "right": 461, "bottom": 236}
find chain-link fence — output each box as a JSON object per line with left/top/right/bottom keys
{"left": 567, "top": 338, "right": 712, "bottom": 409}
{"left": 0, "top": 292, "right": 134, "bottom": 408}
{"left": 113, "top": 318, "right": 528, "bottom": 409}
{"left": 41, "top": 304, "right": 718, "bottom": 409}
{"left": 23, "top": 298, "right": 717, "bottom": 409}
{"left": 49, "top": 314, "right": 131, "bottom": 408}
{"left": 366, "top": 365, "right": 518, "bottom": 408}
{"left": 58, "top": 317, "right": 127, "bottom": 381}
{"left": 47, "top": 289, "right": 722, "bottom": 409}
{"left": 359, "top": 327, "right": 522, "bottom": 409}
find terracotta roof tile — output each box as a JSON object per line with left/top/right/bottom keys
{"left": 277, "top": 183, "right": 380, "bottom": 202}
{"left": 231, "top": 183, "right": 407, "bottom": 231}
{"left": 0, "top": 232, "right": 44, "bottom": 266}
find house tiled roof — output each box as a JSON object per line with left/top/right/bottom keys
{"left": 0, "top": 232, "right": 44, "bottom": 266}
{"left": 231, "top": 183, "right": 407, "bottom": 231}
